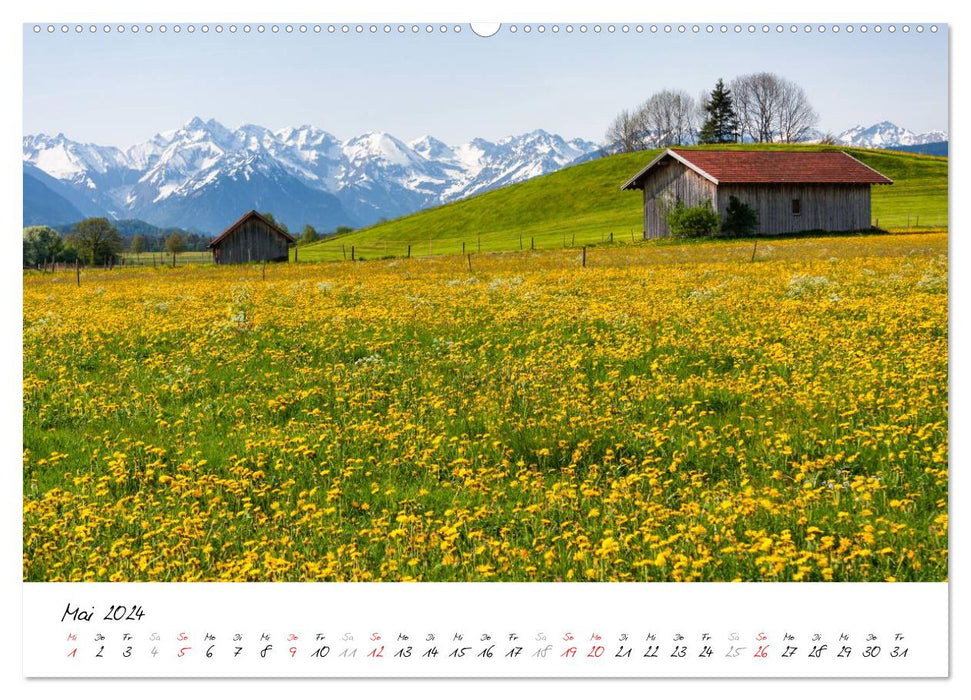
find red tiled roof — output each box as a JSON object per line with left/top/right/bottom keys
{"left": 207, "top": 210, "right": 296, "bottom": 248}
{"left": 622, "top": 149, "right": 893, "bottom": 190}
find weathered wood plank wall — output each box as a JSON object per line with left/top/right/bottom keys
{"left": 213, "top": 219, "right": 291, "bottom": 264}
{"left": 641, "top": 160, "right": 874, "bottom": 238}
{"left": 642, "top": 161, "right": 717, "bottom": 238}
{"left": 716, "top": 184, "right": 871, "bottom": 234}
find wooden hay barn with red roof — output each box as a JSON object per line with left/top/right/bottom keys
{"left": 621, "top": 149, "right": 893, "bottom": 239}
{"left": 208, "top": 210, "right": 296, "bottom": 265}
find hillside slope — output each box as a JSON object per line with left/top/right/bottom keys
{"left": 299, "top": 145, "right": 948, "bottom": 261}
{"left": 23, "top": 171, "right": 85, "bottom": 227}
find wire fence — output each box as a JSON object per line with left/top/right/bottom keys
{"left": 24, "top": 217, "right": 947, "bottom": 273}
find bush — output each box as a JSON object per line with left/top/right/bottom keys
{"left": 665, "top": 200, "right": 721, "bottom": 238}
{"left": 721, "top": 196, "right": 759, "bottom": 237}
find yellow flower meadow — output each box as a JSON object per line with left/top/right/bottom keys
{"left": 23, "top": 233, "right": 948, "bottom": 582}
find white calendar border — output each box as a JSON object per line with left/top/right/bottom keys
{"left": 22, "top": 582, "right": 949, "bottom": 678}
{"left": 4, "top": 0, "right": 961, "bottom": 696}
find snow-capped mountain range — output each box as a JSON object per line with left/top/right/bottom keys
{"left": 833, "top": 121, "right": 947, "bottom": 149}
{"left": 23, "top": 118, "right": 946, "bottom": 232}
{"left": 23, "top": 117, "right": 598, "bottom": 232}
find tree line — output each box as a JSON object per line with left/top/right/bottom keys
{"left": 24, "top": 214, "right": 358, "bottom": 268}
{"left": 23, "top": 218, "right": 207, "bottom": 268}
{"left": 605, "top": 72, "right": 821, "bottom": 153}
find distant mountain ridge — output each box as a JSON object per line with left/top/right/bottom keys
{"left": 23, "top": 170, "right": 85, "bottom": 227}
{"left": 834, "top": 121, "right": 947, "bottom": 149}
{"left": 23, "top": 118, "right": 599, "bottom": 233}
{"left": 23, "top": 118, "right": 946, "bottom": 232}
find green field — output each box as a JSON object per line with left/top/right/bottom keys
{"left": 24, "top": 232, "right": 948, "bottom": 581}
{"left": 119, "top": 251, "right": 212, "bottom": 266}
{"left": 297, "top": 145, "right": 948, "bottom": 262}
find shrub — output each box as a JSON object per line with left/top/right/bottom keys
{"left": 665, "top": 200, "right": 721, "bottom": 238}
{"left": 721, "top": 196, "right": 759, "bottom": 237}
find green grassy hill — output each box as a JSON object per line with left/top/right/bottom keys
{"left": 298, "top": 144, "right": 947, "bottom": 262}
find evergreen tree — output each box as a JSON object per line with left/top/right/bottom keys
{"left": 698, "top": 79, "right": 739, "bottom": 144}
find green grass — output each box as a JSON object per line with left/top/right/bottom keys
{"left": 296, "top": 145, "right": 947, "bottom": 262}
{"left": 120, "top": 251, "right": 212, "bottom": 266}
{"left": 23, "top": 233, "right": 949, "bottom": 581}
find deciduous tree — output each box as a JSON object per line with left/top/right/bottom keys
{"left": 639, "top": 90, "right": 697, "bottom": 147}
{"left": 68, "top": 218, "right": 122, "bottom": 266}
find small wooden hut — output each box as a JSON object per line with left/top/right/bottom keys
{"left": 208, "top": 210, "right": 295, "bottom": 264}
{"left": 621, "top": 149, "right": 893, "bottom": 238}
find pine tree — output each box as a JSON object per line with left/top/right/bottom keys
{"left": 698, "top": 79, "right": 739, "bottom": 144}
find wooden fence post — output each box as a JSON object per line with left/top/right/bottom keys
{"left": 531, "top": 236, "right": 535, "bottom": 251}
{"left": 519, "top": 234, "right": 523, "bottom": 250}
{"left": 75, "top": 260, "right": 80, "bottom": 287}
{"left": 351, "top": 246, "right": 355, "bottom": 261}
{"left": 751, "top": 240, "right": 758, "bottom": 263}
{"left": 294, "top": 247, "right": 299, "bottom": 263}
{"left": 342, "top": 244, "right": 347, "bottom": 261}
{"left": 609, "top": 232, "right": 613, "bottom": 244}
{"left": 467, "top": 253, "right": 472, "bottom": 272}
{"left": 462, "top": 241, "right": 466, "bottom": 255}
{"left": 407, "top": 244, "right": 411, "bottom": 259}
{"left": 582, "top": 246, "right": 586, "bottom": 268}
{"left": 571, "top": 232, "right": 575, "bottom": 247}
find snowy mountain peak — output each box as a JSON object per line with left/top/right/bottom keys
{"left": 526, "top": 128, "right": 554, "bottom": 139}
{"left": 836, "top": 121, "right": 948, "bottom": 148}
{"left": 409, "top": 135, "right": 455, "bottom": 161}
{"left": 24, "top": 121, "right": 603, "bottom": 233}
{"left": 24, "top": 117, "right": 947, "bottom": 234}
{"left": 22, "top": 133, "right": 129, "bottom": 181}
{"left": 344, "top": 131, "right": 422, "bottom": 167}
{"left": 276, "top": 124, "right": 335, "bottom": 147}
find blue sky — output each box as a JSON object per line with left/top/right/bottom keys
{"left": 23, "top": 24, "right": 948, "bottom": 147}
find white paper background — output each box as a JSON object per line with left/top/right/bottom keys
{"left": 23, "top": 582, "right": 948, "bottom": 677}
{"left": 3, "top": 0, "right": 961, "bottom": 697}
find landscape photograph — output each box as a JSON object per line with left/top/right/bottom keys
{"left": 22, "top": 23, "right": 947, "bottom": 583}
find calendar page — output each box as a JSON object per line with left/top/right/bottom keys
{"left": 15, "top": 0, "right": 953, "bottom": 688}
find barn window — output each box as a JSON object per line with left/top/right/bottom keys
{"left": 792, "top": 198, "right": 802, "bottom": 215}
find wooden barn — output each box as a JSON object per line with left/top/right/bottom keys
{"left": 621, "top": 149, "right": 893, "bottom": 238}
{"left": 208, "top": 210, "right": 295, "bottom": 264}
